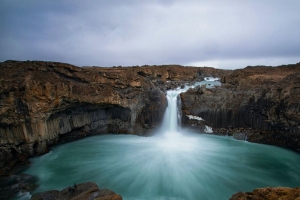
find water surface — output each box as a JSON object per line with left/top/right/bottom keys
{"left": 24, "top": 132, "right": 300, "bottom": 200}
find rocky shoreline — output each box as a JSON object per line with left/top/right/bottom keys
{"left": 8, "top": 181, "right": 300, "bottom": 200}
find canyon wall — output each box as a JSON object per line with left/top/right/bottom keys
{"left": 0, "top": 60, "right": 225, "bottom": 173}
{"left": 2, "top": 60, "right": 299, "bottom": 173}
{"left": 181, "top": 63, "right": 300, "bottom": 152}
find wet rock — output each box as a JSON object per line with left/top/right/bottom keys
{"left": 31, "top": 182, "right": 122, "bottom": 200}
{"left": 0, "top": 174, "right": 38, "bottom": 199}
{"left": 233, "top": 133, "right": 248, "bottom": 141}
{"left": 230, "top": 187, "right": 300, "bottom": 200}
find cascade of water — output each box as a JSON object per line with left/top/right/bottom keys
{"left": 163, "top": 90, "right": 181, "bottom": 133}
{"left": 160, "top": 78, "right": 221, "bottom": 136}
{"left": 160, "top": 87, "right": 191, "bottom": 135}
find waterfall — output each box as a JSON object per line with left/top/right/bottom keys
{"left": 159, "top": 85, "right": 195, "bottom": 136}
{"left": 160, "top": 78, "right": 221, "bottom": 136}
{"left": 160, "top": 90, "right": 183, "bottom": 134}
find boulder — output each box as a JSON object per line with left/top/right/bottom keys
{"left": 230, "top": 187, "right": 300, "bottom": 200}
{"left": 31, "top": 182, "right": 122, "bottom": 200}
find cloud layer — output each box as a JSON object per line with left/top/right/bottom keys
{"left": 1, "top": 0, "right": 300, "bottom": 69}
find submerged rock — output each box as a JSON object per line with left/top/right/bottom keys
{"left": 0, "top": 174, "right": 38, "bottom": 199}
{"left": 230, "top": 187, "right": 300, "bottom": 200}
{"left": 31, "top": 182, "right": 122, "bottom": 200}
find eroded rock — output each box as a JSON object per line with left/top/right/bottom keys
{"left": 230, "top": 187, "right": 300, "bottom": 200}
{"left": 31, "top": 182, "right": 122, "bottom": 200}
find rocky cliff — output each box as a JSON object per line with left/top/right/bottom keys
{"left": 181, "top": 63, "right": 300, "bottom": 152}
{"left": 0, "top": 60, "right": 225, "bottom": 174}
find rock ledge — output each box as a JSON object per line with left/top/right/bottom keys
{"left": 230, "top": 187, "right": 300, "bottom": 200}
{"left": 31, "top": 182, "right": 122, "bottom": 200}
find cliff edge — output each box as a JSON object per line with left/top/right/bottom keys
{"left": 181, "top": 63, "right": 300, "bottom": 152}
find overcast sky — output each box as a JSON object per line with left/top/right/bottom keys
{"left": 1, "top": 0, "right": 300, "bottom": 69}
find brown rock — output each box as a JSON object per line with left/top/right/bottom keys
{"left": 31, "top": 182, "right": 122, "bottom": 200}
{"left": 181, "top": 63, "right": 300, "bottom": 152}
{"left": 230, "top": 187, "right": 300, "bottom": 200}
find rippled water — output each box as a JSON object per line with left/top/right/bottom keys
{"left": 21, "top": 80, "right": 300, "bottom": 200}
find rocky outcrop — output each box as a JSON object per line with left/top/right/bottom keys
{"left": 31, "top": 182, "right": 122, "bottom": 200}
{"left": 230, "top": 187, "right": 300, "bottom": 200}
{"left": 0, "top": 60, "right": 226, "bottom": 174}
{"left": 0, "top": 173, "right": 38, "bottom": 199}
{"left": 181, "top": 63, "right": 300, "bottom": 152}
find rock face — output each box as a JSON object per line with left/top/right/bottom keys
{"left": 0, "top": 60, "right": 225, "bottom": 174}
{"left": 181, "top": 63, "right": 300, "bottom": 152}
{"left": 229, "top": 187, "right": 300, "bottom": 200}
{"left": 31, "top": 182, "right": 122, "bottom": 200}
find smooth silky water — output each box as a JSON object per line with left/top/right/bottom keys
{"left": 20, "top": 79, "right": 300, "bottom": 200}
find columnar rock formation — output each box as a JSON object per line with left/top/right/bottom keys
{"left": 0, "top": 60, "right": 225, "bottom": 173}
{"left": 181, "top": 63, "right": 300, "bottom": 152}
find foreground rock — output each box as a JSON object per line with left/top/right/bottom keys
{"left": 181, "top": 63, "right": 300, "bottom": 152}
{"left": 230, "top": 187, "right": 300, "bottom": 200}
{"left": 0, "top": 174, "right": 38, "bottom": 199}
{"left": 31, "top": 182, "right": 122, "bottom": 200}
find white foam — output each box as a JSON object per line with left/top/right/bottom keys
{"left": 204, "top": 77, "right": 220, "bottom": 81}
{"left": 16, "top": 191, "right": 32, "bottom": 200}
{"left": 186, "top": 115, "right": 204, "bottom": 121}
{"left": 204, "top": 125, "right": 213, "bottom": 133}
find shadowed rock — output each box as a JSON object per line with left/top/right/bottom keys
{"left": 181, "top": 63, "right": 300, "bottom": 152}
{"left": 31, "top": 182, "right": 122, "bottom": 200}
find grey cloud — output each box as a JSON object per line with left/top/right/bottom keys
{"left": 0, "top": 0, "right": 300, "bottom": 69}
